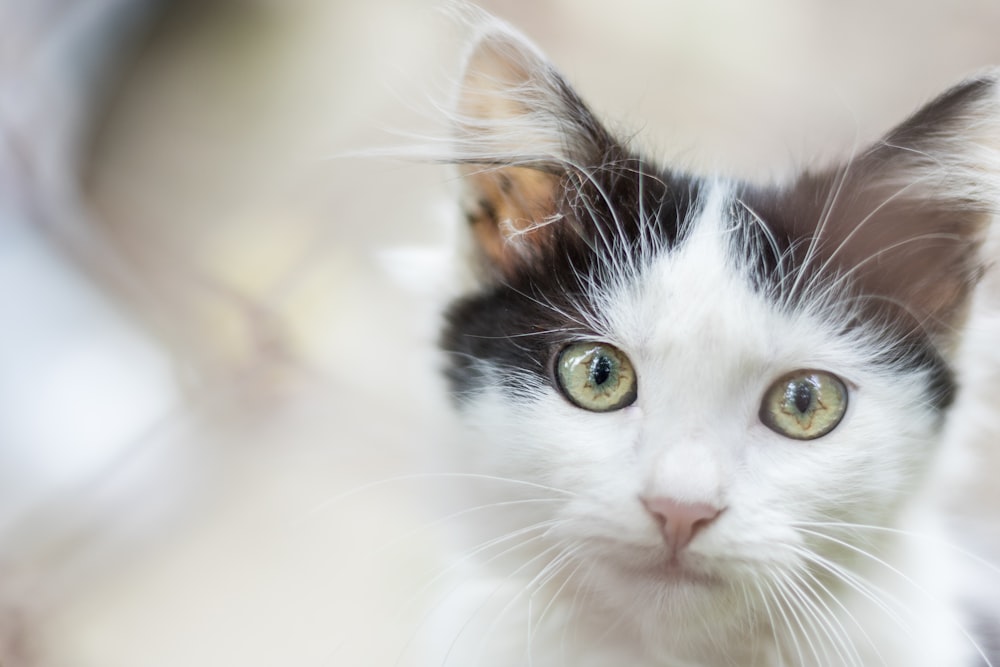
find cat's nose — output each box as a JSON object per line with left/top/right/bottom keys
{"left": 641, "top": 496, "right": 723, "bottom": 552}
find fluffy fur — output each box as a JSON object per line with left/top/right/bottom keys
{"left": 420, "top": 12, "right": 1000, "bottom": 667}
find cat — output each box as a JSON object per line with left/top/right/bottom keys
{"left": 412, "top": 11, "right": 1000, "bottom": 667}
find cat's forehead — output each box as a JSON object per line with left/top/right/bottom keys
{"left": 602, "top": 186, "right": 853, "bottom": 376}
{"left": 639, "top": 187, "right": 748, "bottom": 322}
{"left": 605, "top": 189, "right": 748, "bottom": 333}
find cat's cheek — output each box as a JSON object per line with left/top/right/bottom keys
{"left": 542, "top": 403, "right": 644, "bottom": 479}
{"left": 746, "top": 378, "right": 934, "bottom": 540}
{"left": 620, "top": 404, "right": 644, "bottom": 428}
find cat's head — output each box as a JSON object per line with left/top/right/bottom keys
{"left": 437, "top": 19, "right": 999, "bottom": 658}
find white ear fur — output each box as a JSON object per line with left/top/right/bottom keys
{"left": 453, "top": 29, "right": 604, "bottom": 168}
{"left": 447, "top": 6, "right": 595, "bottom": 164}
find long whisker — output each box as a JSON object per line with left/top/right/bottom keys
{"left": 796, "top": 527, "right": 995, "bottom": 667}
{"left": 431, "top": 539, "right": 566, "bottom": 666}
{"left": 303, "top": 472, "right": 576, "bottom": 518}
{"left": 461, "top": 541, "right": 578, "bottom": 666}
{"left": 768, "top": 566, "right": 825, "bottom": 667}
{"left": 779, "top": 567, "right": 842, "bottom": 667}
{"left": 754, "top": 575, "right": 787, "bottom": 667}
{"left": 373, "top": 523, "right": 556, "bottom": 666}
{"left": 794, "top": 520, "right": 1000, "bottom": 578}
{"left": 786, "top": 565, "right": 861, "bottom": 667}
{"left": 397, "top": 519, "right": 563, "bottom": 623}
{"left": 736, "top": 580, "right": 763, "bottom": 660}
{"left": 373, "top": 497, "right": 566, "bottom": 556}
{"left": 497, "top": 278, "right": 595, "bottom": 332}
{"left": 527, "top": 554, "right": 586, "bottom": 666}
{"left": 520, "top": 543, "right": 584, "bottom": 666}
{"left": 762, "top": 572, "right": 806, "bottom": 666}
{"left": 793, "top": 559, "right": 881, "bottom": 667}
{"left": 785, "top": 542, "right": 911, "bottom": 633}
{"left": 559, "top": 560, "right": 596, "bottom": 666}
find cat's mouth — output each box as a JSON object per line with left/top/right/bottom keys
{"left": 607, "top": 547, "right": 724, "bottom": 587}
{"left": 585, "top": 534, "right": 730, "bottom": 587}
{"left": 652, "top": 556, "right": 723, "bottom": 586}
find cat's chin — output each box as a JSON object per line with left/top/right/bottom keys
{"left": 580, "top": 549, "right": 758, "bottom": 662}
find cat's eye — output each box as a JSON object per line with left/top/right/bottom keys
{"left": 555, "top": 342, "right": 637, "bottom": 412}
{"left": 760, "top": 370, "right": 848, "bottom": 440}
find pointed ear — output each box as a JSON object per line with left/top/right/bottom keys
{"left": 452, "top": 26, "right": 616, "bottom": 281}
{"left": 781, "top": 71, "right": 1000, "bottom": 348}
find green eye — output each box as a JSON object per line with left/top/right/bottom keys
{"left": 760, "top": 370, "right": 848, "bottom": 440}
{"left": 555, "top": 342, "right": 637, "bottom": 412}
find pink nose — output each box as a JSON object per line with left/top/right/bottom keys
{"left": 641, "top": 496, "right": 723, "bottom": 552}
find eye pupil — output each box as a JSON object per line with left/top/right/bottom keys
{"left": 591, "top": 355, "right": 613, "bottom": 386}
{"left": 791, "top": 381, "right": 813, "bottom": 414}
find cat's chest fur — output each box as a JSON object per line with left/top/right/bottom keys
{"left": 419, "top": 10, "right": 1000, "bottom": 667}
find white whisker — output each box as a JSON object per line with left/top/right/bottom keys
{"left": 785, "top": 541, "right": 912, "bottom": 634}
{"left": 373, "top": 498, "right": 567, "bottom": 557}
{"left": 795, "top": 520, "right": 1000, "bottom": 579}
{"left": 769, "top": 566, "right": 824, "bottom": 667}
{"left": 303, "top": 472, "right": 576, "bottom": 519}
{"left": 796, "top": 527, "right": 995, "bottom": 667}
{"left": 467, "top": 541, "right": 579, "bottom": 666}
{"left": 383, "top": 524, "right": 557, "bottom": 666}
{"left": 795, "top": 560, "right": 880, "bottom": 667}
{"left": 755, "top": 576, "right": 787, "bottom": 667}
{"left": 528, "top": 552, "right": 585, "bottom": 666}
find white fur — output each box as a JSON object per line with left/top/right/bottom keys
{"left": 420, "top": 184, "right": 992, "bottom": 667}
{"left": 409, "top": 14, "right": 1000, "bottom": 667}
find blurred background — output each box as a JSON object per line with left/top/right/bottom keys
{"left": 3, "top": 0, "right": 1000, "bottom": 665}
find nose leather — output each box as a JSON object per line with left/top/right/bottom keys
{"left": 641, "top": 496, "right": 723, "bottom": 552}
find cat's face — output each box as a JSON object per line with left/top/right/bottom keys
{"left": 444, "top": 183, "right": 940, "bottom": 632}
{"left": 437, "top": 19, "right": 998, "bottom": 658}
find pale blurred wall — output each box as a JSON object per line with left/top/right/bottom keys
{"left": 3, "top": 1, "right": 1000, "bottom": 665}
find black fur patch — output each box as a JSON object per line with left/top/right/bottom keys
{"left": 444, "top": 165, "right": 959, "bottom": 412}
{"left": 440, "top": 155, "right": 702, "bottom": 402}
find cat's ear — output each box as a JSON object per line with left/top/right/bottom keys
{"left": 452, "top": 26, "right": 615, "bottom": 281}
{"left": 784, "top": 72, "right": 1000, "bottom": 348}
